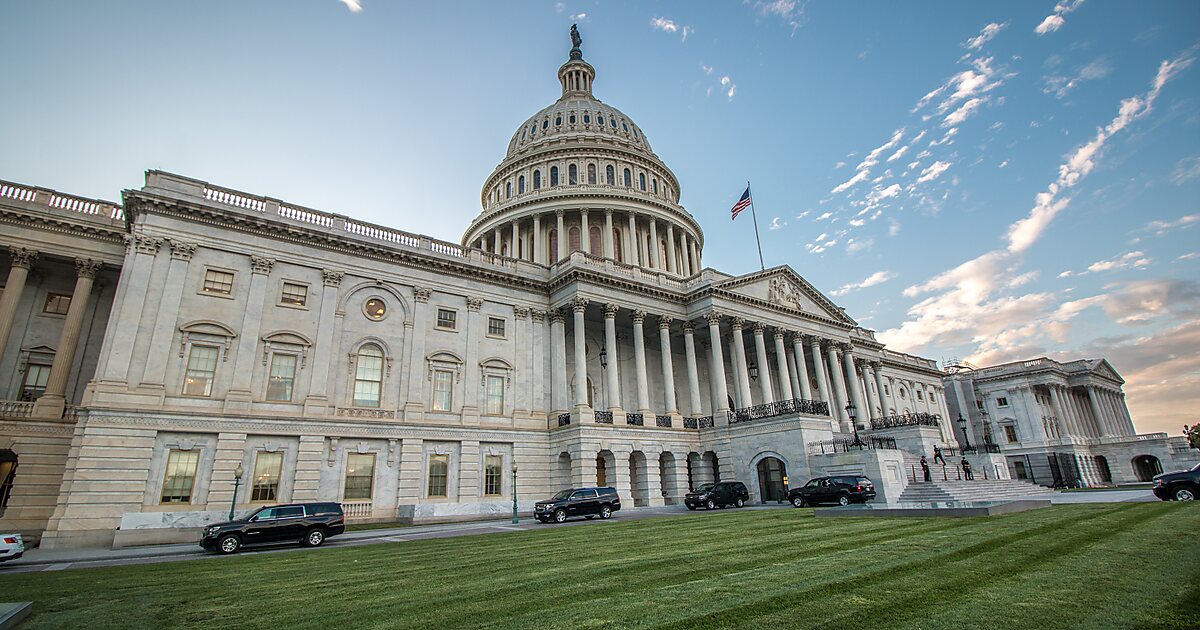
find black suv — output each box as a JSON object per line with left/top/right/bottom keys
{"left": 200, "top": 502, "right": 346, "bottom": 554}
{"left": 789, "top": 475, "right": 876, "bottom": 507}
{"left": 1152, "top": 462, "right": 1200, "bottom": 501}
{"left": 685, "top": 481, "right": 750, "bottom": 510}
{"left": 535, "top": 487, "right": 621, "bottom": 523}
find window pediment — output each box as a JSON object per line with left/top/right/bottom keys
{"left": 178, "top": 320, "right": 236, "bottom": 359}
{"left": 262, "top": 330, "right": 313, "bottom": 368}
{"left": 427, "top": 351, "right": 463, "bottom": 382}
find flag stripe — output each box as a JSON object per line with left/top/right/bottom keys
{"left": 730, "top": 186, "right": 751, "bottom": 220}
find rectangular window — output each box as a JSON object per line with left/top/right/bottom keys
{"left": 484, "top": 455, "right": 503, "bottom": 496}
{"left": 344, "top": 453, "right": 376, "bottom": 500}
{"left": 265, "top": 353, "right": 297, "bottom": 402}
{"left": 883, "top": 385, "right": 889, "bottom": 396}
{"left": 202, "top": 269, "right": 235, "bottom": 295}
{"left": 436, "top": 308, "right": 457, "bottom": 330}
{"left": 42, "top": 293, "right": 72, "bottom": 315}
{"left": 485, "top": 375, "right": 504, "bottom": 415}
{"left": 916, "top": 390, "right": 924, "bottom": 401}
{"left": 161, "top": 449, "right": 201, "bottom": 503}
{"left": 21, "top": 363, "right": 51, "bottom": 400}
{"left": 280, "top": 282, "right": 308, "bottom": 306}
{"left": 1004, "top": 425, "right": 1019, "bottom": 443}
{"left": 432, "top": 369, "right": 454, "bottom": 412}
{"left": 996, "top": 396, "right": 1009, "bottom": 408}
{"left": 183, "top": 345, "right": 219, "bottom": 396}
{"left": 976, "top": 400, "right": 985, "bottom": 410}
{"left": 427, "top": 454, "right": 449, "bottom": 498}
{"left": 250, "top": 451, "right": 283, "bottom": 502}
{"left": 487, "top": 317, "right": 506, "bottom": 338}
{"left": 352, "top": 351, "right": 384, "bottom": 407}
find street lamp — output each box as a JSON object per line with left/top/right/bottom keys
{"left": 229, "top": 464, "right": 244, "bottom": 521}
{"left": 957, "top": 413, "right": 972, "bottom": 450}
{"left": 781, "top": 474, "right": 789, "bottom": 505}
{"left": 599, "top": 347, "right": 608, "bottom": 370}
{"left": 847, "top": 402, "right": 863, "bottom": 448}
{"left": 748, "top": 360, "right": 759, "bottom": 381}
{"left": 511, "top": 463, "right": 519, "bottom": 525}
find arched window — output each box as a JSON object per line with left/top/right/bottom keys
{"left": 549, "top": 228, "right": 559, "bottom": 262}
{"left": 639, "top": 173, "right": 647, "bottom": 191}
{"left": 570, "top": 113, "right": 576, "bottom": 124}
{"left": 530, "top": 123, "right": 536, "bottom": 137}
{"left": 660, "top": 240, "right": 669, "bottom": 268}
{"left": 506, "top": 182, "right": 512, "bottom": 198}
{"left": 569, "top": 164, "right": 578, "bottom": 185}
{"left": 622, "top": 122, "right": 629, "bottom": 133}
{"left": 613, "top": 229, "right": 624, "bottom": 262}
{"left": 589, "top": 226, "right": 602, "bottom": 254}
{"left": 652, "top": 178, "right": 658, "bottom": 194}
{"left": 550, "top": 166, "right": 559, "bottom": 187}
{"left": 606, "top": 165, "right": 615, "bottom": 185}
{"left": 542, "top": 119, "right": 549, "bottom": 129}
{"left": 555, "top": 115, "right": 562, "bottom": 126}
{"left": 623, "top": 168, "right": 632, "bottom": 187}
{"left": 518, "top": 175, "right": 525, "bottom": 194}
{"left": 568, "top": 226, "right": 581, "bottom": 253}
{"left": 587, "top": 164, "right": 597, "bottom": 185}
{"left": 533, "top": 170, "right": 541, "bottom": 190}
{"left": 610, "top": 117, "right": 617, "bottom": 128}
{"left": 584, "top": 114, "right": 591, "bottom": 124}
{"left": 353, "top": 344, "right": 384, "bottom": 408}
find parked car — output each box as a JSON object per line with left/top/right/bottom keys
{"left": 200, "top": 502, "right": 346, "bottom": 554}
{"left": 534, "top": 487, "right": 621, "bottom": 523}
{"left": 684, "top": 481, "right": 750, "bottom": 510}
{"left": 789, "top": 475, "right": 876, "bottom": 507}
{"left": 1152, "top": 462, "right": 1200, "bottom": 501}
{"left": 0, "top": 533, "right": 24, "bottom": 562}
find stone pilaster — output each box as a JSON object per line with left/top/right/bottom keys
{"left": 225, "top": 255, "right": 274, "bottom": 411}
{"left": 550, "top": 309, "right": 567, "bottom": 414}
{"left": 570, "top": 298, "right": 589, "bottom": 409}
{"left": 401, "top": 286, "right": 431, "bottom": 418}
{"left": 139, "top": 241, "right": 196, "bottom": 390}
{"left": 100, "top": 235, "right": 160, "bottom": 384}
{"left": 461, "top": 296, "right": 483, "bottom": 416}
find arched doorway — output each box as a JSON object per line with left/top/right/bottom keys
{"left": 1132, "top": 455, "right": 1162, "bottom": 482}
{"left": 629, "top": 452, "right": 648, "bottom": 506}
{"left": 555, "top": 452, "right": 572, "bottom": 491}
{"left": 702, "top": 451, "right": 720, "bottom": 483}
{"left": 660, "top": 452, "right": 679, "bottom": 503}
{"left": 596, "top": 450, "right": 615, "bottom": 488}
{"left": 756, "top": 457, "right": 787, "bottom": 503}
{"left": 0, "top": 450, "right": 16, "bottom": 515}
{"left": 1096, "top": 456, "right": 1112, "bottom": 483}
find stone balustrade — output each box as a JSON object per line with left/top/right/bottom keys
{"left": 1, "top": 179, "right": 124, "bottom": 222}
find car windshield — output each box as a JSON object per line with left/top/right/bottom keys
{"left": 551, "top": 489, "right": 573, "bottom": 500}
{"left": 1193, "top": 462, "right": 1200, "bottom": 472}
{"left": 694, "top": 483, "right": 715, "bottom": 493}
{"left": 805, "top": 479, "right": 821, "bottom": 487}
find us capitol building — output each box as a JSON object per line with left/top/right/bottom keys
{"left": 0, "top": 30, "right": 1188, "bottom": 548}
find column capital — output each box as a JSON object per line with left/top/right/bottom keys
{"left": 705, "top": 311, "right": 722, "bottom": 326}
{"left": 249, "top": 255, "right": 275, "bottom": 275}
{"left": 466, "top": 296, "right": 483, "bottom": 312}
{"left": 569, "top": 297, "right": 589, "bottom": 313}
{"left": 729, "top": 316, "right": 745, "bottom": 330}
{"left": 322, "top": 269, "right": 345, "bottom": 287}
{"left": 74, "top": 258, "right": 103, "bottom": 279}
{"left": 169, "top": 240, "right": 198, "bottom": 261}
{"left": 630, "top": 309, "right": 646, "bottom": 324}
{"left": 555, "top": 208, "right": 565, "bottom": 217}
{"left": 657, "top": 314, "right": 673, "bottom": 329}
{"left": 550, "top": 309, "right": 566, "bottom": 324}
{"left": 8, "top": 247, "right": 38, "bottom": 269}
{"left": 751, "top": 322, "right": 766, "bottom": 335}
{"left": 127, "top": 234, "right": 163, "bottom": 255}
{"left": 413, "top": 287, "right": 432, "bottom": 303}
{"left": 580, "top": 208, "right": 589, "bottom": 217}
{"left": 603, "top": 302, "right": 619, "bottom": 318}
{"left": 514, "top": 306, "right": 530, "bottom": 319}
{"left": 773, "top": 328, "right": 786, "bottom": 340}
{"left": 530, "top": 308, "right": 546, "bottom": 323}
{"left": 604, "top": 208, "right": 613, "bottom": 217}
{"left": 840, "top": 342, "right": 855, "bottom": 353}
{"left": 682, "top": 320, "right": 695, "bottom": 333}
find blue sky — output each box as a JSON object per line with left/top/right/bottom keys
{"left": 1, "top": 1, "right": 1197, "bottom": 435}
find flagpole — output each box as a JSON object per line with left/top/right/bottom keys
{"left": 747, "top": 180, "right": 765, "bottom": 271}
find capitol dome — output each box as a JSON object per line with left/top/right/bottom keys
{"left": 462, "top": 29, "right": 704, "bottom": 277}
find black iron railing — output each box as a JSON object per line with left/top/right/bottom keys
{"left": 683, "top": 417, "right": 698, "bottom": 429}
{"left": 557, "top": 413, "right": 571, "bottom": 427}
{"left": 807, "top": 436, "right": 898, "bottom": 454}
{"left": 625, "top": 412, "right": 644, "bottom": 426}
{"left": 594, "top": 410, "right": 613, "bottom": 424}
{"left": 682, "top": 415, "right": 715, "bottom": 429}
{"left": 980, "top": 443, "right": 1002, "bottom": 454}
{"left": 655, "top": 415, "right": 672, "bottom": 427}
{"left": 698, "top": 416, "right": 714, "bottom": 429}
{"left": 869, "top": 412, "right": 941, "bottom": 430}
{"left": 728, "top": 398, "right": 829, "bottom": 424}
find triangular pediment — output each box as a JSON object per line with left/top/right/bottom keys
{"left": 713, "top": 266, "right": 856, "bottom": 325}
{"left": 1088, "top": 359, "right": 1124, "bottom": 384}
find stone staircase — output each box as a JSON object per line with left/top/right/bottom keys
{"left": 898, "top": 479, "right": 1058, "bottom": 503}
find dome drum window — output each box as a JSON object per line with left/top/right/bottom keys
{"left": 542, "top": 120, "right": 549, "bottom": 130}
{"left": 583, "top": 114, "right": 590, "bottom": 124}
{"left": 555, "top": 116, "right": 562, "bottom": 126}
{"left": 550, "top": 166, "right": 559, "bottom": 187}
{"left": 570, "top": 113, "right": 576, "bottom": 124}
{"left": 364, "top": 298, "right": 387, "bottom": 321}
{"left": 569, "top": 164, "right": 578, "bottom": 185}
{"left": 533, "top": 170, "right": 541, "bottom": 190}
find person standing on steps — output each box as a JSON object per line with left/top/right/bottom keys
{"left": 933, "top": 445, "right": 947, "bottom": 465}
{"left": 920, "top": 455, "right": 931, "bottom": 482}
{"left": 962, "top": 458, "right": 974, "bottom": 480}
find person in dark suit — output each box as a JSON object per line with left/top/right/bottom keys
{"left": 933, "top": 445, "right": 947, "bottom": 465}
{"left": 920, "top": 455, "right": 931, "bottom": 482}
{"left": 962, "top": 458, "right": 974, "bottom": 480}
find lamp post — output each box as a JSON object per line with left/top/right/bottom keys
{"left": 957, "top": 413, "right": 972, "bottom": 450}
{"left": 229, "top": 464, "right": 244, "bottom": 521}
{"left": 747, "top": 360, "right": 759, "bottom": 381}
{"left": 847, "top": 402, "right": 863, "bottom": 448}
{"left": 781, "top": 474, "right": 789, "bottom": 505}
{"left": 511, "top": 463, "right": 519, "bottom": 525}
{"left": 599, "top": 347, "right": 608, "bottom": 370}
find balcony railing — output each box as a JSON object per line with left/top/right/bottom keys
{"left": 625, "top": 412, "right": 645, "bottom": 426}
{"left": 341, "top": 501, "right": 373, "bottom": 519}
{"left": 594, "top": 410, "right": 614, "bottom": 424}
{"left": 655, "top": 415, "right": 672, "bottom": 428}
{"left": 869, "top": 412, "right": 941, "bottom": 430}
{"left": 0, "top": 400, "right": 34, "bottom": 418}
{"left": 807, "top": 436, "right": 898, "bottom": 454}
{"left": 728, "top": 398, "right": 829, "bottom": 424}
{"left": 558, "top": 413, "right": 571, "bottom": 427}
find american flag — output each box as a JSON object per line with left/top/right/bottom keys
{"left": 730, "top": 186, "right": 751, "bottom": 220}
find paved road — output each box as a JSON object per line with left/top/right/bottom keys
{"left": 0, "top": 488, "right": 1159, "bottom": 574}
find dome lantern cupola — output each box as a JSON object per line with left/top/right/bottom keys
{"left": 558, "top": 24, "right": 595, "bottom": 97}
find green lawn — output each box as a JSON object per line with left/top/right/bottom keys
{"left": 3, "top": 504, "right": 1197, "bottom": 629}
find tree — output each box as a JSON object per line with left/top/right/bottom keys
{"left": 1185, "top": 424, "right": 1200, "bottom": 450}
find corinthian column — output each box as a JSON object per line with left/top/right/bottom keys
{"left": 665, "top": 224, "right": 678, "bottom": 274}
{"left": 555, "top": 209, "right": 566, "bottom": 262}
{"left": 683, "top": 321, "right": 703, "bottom": 416}
{"left": 791, "top": 333, "right": 812, "bottom": 400}
{"left": 33, "top": 258, "right": 103, "bottom": 418}
{"left": 550, "top": 310, "right": 567, "bottom": 414}
{"left": 809, "top": 336, "right": 830, "bottom": 405}
{"left": 706, "top": 312, "right": 729, "bottom": 415}
{"left": 533, "top": 213, "right": 543, "bottom": 264}
{"left": 603, "top": 304, "right": 621, "bottom": 412}
{"left": 658, "top": 315, "right": 677, "bottom": 416}
{"left": 0, "top": 247, "right": 37, "bottom": 365}
{"left": 773, "top": 329, "right": 792, "bottom": 401}
{"left": 827, "top": 342, "right": 850, "bottom": 431}
{"left": 842, "top": 347, "right": 867, "bottom": 428}
{"left": 872, "top": 362, "right": 889, "bottom": 416}
{"left": 730, "top": 317, "right": 753, "bottom": 407}
{"left": 631, "top": 310, "right": 650, "bottom": 413}
{"left": 603, "top": 209, "right": 615, "bottom": 258}
{"left": 571, "top": 298, "right": 589, "bottom": 408}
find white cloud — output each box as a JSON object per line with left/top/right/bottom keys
{"left": 337, "top": 0, "right": 362, "bottom": 13}
{"left": 886, "top": 145, "right": 909, "bottom": 162}
{"left": 753, "top": 0, "right": 806, "bottom": 35}
{"left": 571, "top": 12, "right": 588, "bottom": 21}
{"left": 1138, "top": 213, "right": 1200, "bottom": 237}
{"left": 1172, "top": 156, "right": 1200, "bottom": 184}
{"left": 701, "top": 64, "right": 714, "bottom": 75}
{"left": 916, "top": 161, "right": 951, "bottom": 183}
{"left": 650, "top": 17, "right": 679, "bottom": 32}
{"left": 1043, "top": 58, "right": 1113, "bottom": 98}
{"left": 1178, "top": 252, "right": 1199, "bottom": 260}
{"left": 727, "top": 84, "right": 737, "bottom": 100}
{"left": 999, "top": 160, "right": 1009, "bottom": 168}
{"left": 832, "top": 270, "right": 898, "bottom": 296}
{"left": 830, "top": 169, "right": 869, "bottom": 194}
{"left": 964, "top": 21, "right": 1008, "bottom": 50}
{"left": 815, "top": 212, "right": 832, "bottom": 222}
{"left": 846, "top": 237, "right": 875, "bottom": 254}
{"left": 555, "top": 2, "right": 565, "bottom": 12}
{"left": 834, "top": 160, "right": 846, "bottom": 169}
{"left": 768, "top": 217, "right": 785, "bottom": 230}
{"left": 888, "top": 219, "right": 901, "bottom": 236}
{"left": 795, "top": 210, "right": 811, "bottom": 220}
{"left": 1035, "top": 0, "right": 1086, "bottom": 35}
{"left": 1061, "top": 251, "right": 1153, "bottom": 277}
{"left": 943, "top": 97, "right": 984, "bottom": 126}
{"left": 682, "top": 26, "right": 693, "bottom": 42}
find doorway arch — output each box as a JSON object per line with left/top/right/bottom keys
{"left": 755, "top": 456, "right": 788, "bottom": 503}
{"left": 1132, "top": 455, "right": 1162, "bottom": 482}
{"left": 0, "top": 450, "right": 16, "bottom": 515}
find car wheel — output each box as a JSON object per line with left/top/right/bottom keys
{"left": 791, "top": 496, "right": 805, "bottom": 508}
{"left": 217, "top": 534, "right": 241, "bottom": 554}
{"left": 686, "top": 505, "right": 696, "bottom": 511}
{"left": 1174, "top": 486, "right": 1196, "bottom": 501}
{"left": 599, "top": 506, "right": 613, "bottom": 519}
{"left": 705, "top": 499, "right": 716, "bottom": 510}
{"left": 837, "top": 494, "right": 851, "bottom": 507}
{"left": 735, "top": 498, "right": 745, "bottom": 508}
{"left": 553, "top": 509, "right": 568, "bottom": 523}
{"left": 303, "top": 528, "right": 325, "bottom": 547}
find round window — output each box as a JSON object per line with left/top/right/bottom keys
{"left": 364, "top": 298, "right": 386, "bottom": 321}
